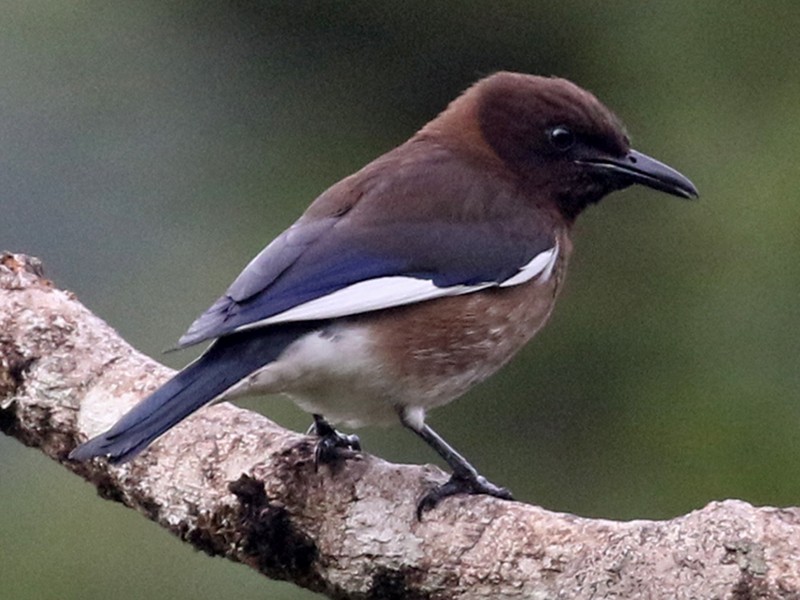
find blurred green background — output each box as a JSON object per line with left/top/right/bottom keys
{"left": 2, "top": 2, "right": 799, "bottom": 598}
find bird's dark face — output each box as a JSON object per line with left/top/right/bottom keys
{"left": 475, "top": 72, "right": 698, "bottom": 221}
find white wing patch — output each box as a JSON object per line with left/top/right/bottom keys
{"left": 498, "top": 243, "right": 558, "bottom": 287}
{"left": 234, "top": 242, "right": 559, "bottom": 331}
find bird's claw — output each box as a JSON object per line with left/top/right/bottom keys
{"left": 416, "top": 473, "right": 513, "bottom": 520}
{"left": 314, "top": 431, "right": 361, "bottom": 468}
{"left": 309, "top": 417, "right": 361, "bottom": 470}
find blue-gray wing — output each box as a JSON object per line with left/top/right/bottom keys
{"left": 177, "top": 144, "right": 559, "bottom": 348}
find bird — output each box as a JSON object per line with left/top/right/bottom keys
{"left": 70, "top": 71, "right": 698, "bottom": 516}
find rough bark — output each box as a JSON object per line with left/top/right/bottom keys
{"left": 2, "top": 251, "right": 799, "bottom": 600}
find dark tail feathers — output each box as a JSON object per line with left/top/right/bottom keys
{"left": 69, "top": 322, "right": 323, "bottom": 464}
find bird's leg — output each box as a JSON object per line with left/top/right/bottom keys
{"left": 400, "top": 412, "right": 513, "bottom": 519}
{"left": 308, "top": 414, "right": 361, "bottom": 470}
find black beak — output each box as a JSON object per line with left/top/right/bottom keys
{"left": 579, "top": 149, "right": 699, "bottom": 199}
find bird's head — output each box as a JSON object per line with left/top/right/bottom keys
{"left": 428, "top": 72, "right": 698, "bottom": 221}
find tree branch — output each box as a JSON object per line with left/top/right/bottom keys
{"left": 2, "top": 251, "right": 799, "bottom": 599}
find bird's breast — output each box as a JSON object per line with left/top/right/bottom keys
{"left": 361, "top": 240, "right": 571, "bottom": 410}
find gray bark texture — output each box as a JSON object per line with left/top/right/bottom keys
{"left": 2, "top": 251, "right": 799, "bottom": 600}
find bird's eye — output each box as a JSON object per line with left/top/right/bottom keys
{"left": 548, "top": 126, "right": 575, "bottom": 151}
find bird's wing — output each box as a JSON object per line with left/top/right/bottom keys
{"left": 178, "top": 216, "right": 557, "bottom": 347}
{"left": 178, "top": 149, "right": 559, "bottom": 348}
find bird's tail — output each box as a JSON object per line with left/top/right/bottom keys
{"left": 69, "top": 322, "right": 323, "bottom": 464}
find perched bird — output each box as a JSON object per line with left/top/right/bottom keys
{"left": 70, "top": 72, "right": 697, "bottom": 515}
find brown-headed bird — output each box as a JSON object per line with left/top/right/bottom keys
{"left": 70, "top": 72, "right": 698, "bottom": 516}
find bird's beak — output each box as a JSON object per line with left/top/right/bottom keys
{"left": 579, "top": 149, "right": 699, "bottom": 199}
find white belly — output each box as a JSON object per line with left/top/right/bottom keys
{"left": 219, "top": 325, "right": 406, "bottom": 427}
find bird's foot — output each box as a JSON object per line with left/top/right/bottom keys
{"left": 416, "top": 473, "right": 513, "bottom": 520}
{"left": 308, "top": 415, "right": 361, "bottom": 470}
